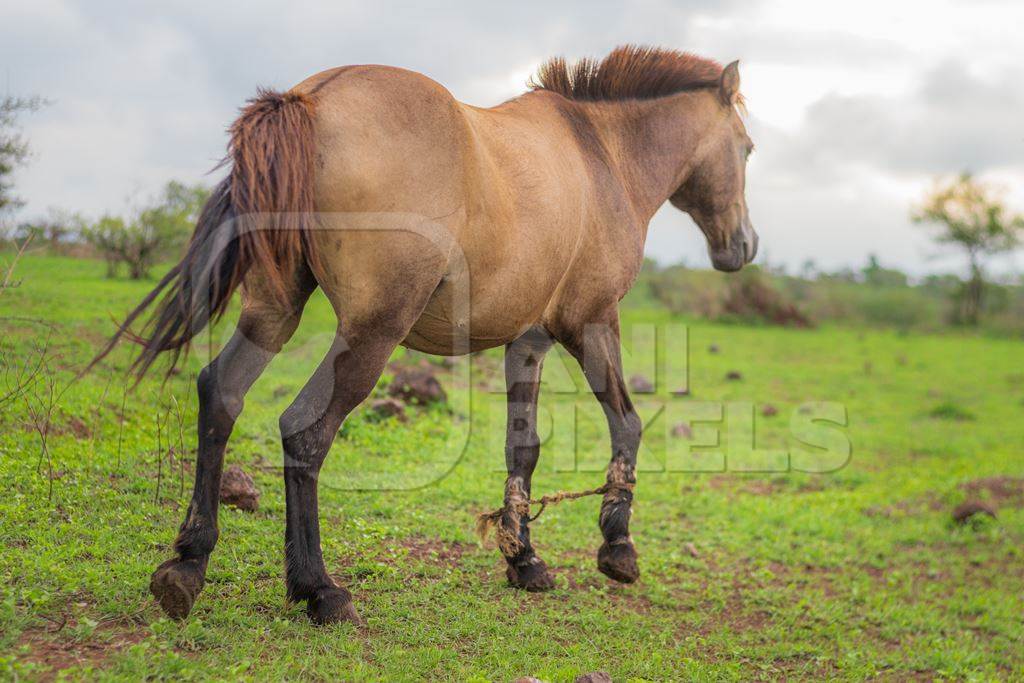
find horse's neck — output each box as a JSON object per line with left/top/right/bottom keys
{"left": 584, "top": 92, "right": 716, "bottom": 221}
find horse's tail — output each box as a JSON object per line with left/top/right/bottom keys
{"left": 89, "top": 88, "right": 319, "bottom": 379}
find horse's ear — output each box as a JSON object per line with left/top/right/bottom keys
{"left": 719, "top": 60, "right": 741, "bottom": 106}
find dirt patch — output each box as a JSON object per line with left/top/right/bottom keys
{"left": 703, "top": 589, "right": 774, "bottom": 634}
{"left": 15, "top": 618, "right": 146, "bottom": 679}
{"left": 395, "top": 537, "right": 467, "bottom": 566}
{"left": 959, "top": 476, "right": 1024, "bottom": 507}
{"left": 19, "top": 413, "right": 93, "bottom": 439}
{"left": 766, "top": 656, "right": 840, "bottom": 681}
{"left": 62, "top": 415, "right": 92, "bottom": 439}
{"left": 708, "top": 475, "right": 786, "bottom": 496}
{"left": 863, "top": 495, "right": 944, "bottom": 519}
{"left": 559, "top": 565, "right": 654, "bottom": 615}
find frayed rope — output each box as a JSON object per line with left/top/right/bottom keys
{"left": 475, "top": 481, "right": 634, "bottom": 545}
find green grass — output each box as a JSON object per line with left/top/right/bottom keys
{"left": 1, "top": 253, "right": 1022, "bottom": 681}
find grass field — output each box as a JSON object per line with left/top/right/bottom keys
{"left": 1, "top": 254, "right": 1022, "bottom": 681}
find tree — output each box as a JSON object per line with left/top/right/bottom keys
{"left": 82, "top": 214, "right": 129, "bottom": 277}
{"left": 16, "top": 207, "right": 85, "bottom": 253}
{"left": 83, "top": 181, "right": 209, "bottom": 279}
{"left": 861, "top": 254, "right": 908, "bottom": 288}
{"left": 1, "top": 95, "right": 45, "bottom": 215}
{"left": 912, "top": 173, "right": 1024, "bottom": 325}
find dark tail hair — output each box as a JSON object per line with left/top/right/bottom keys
{"left": 89, "top": 88, "right": 319, "bottom": 379}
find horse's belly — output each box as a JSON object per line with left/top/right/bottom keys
{"left": 401, "top": 273, "right": 542, "bottom": 355}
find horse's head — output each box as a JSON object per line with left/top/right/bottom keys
{"left": 669, "top": 61, "right": 757, "bottom": 272}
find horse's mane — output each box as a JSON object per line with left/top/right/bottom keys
{"left": 529, "top": 45, "right": 725, "bottom": 102}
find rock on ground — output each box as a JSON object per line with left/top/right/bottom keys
{"left": 575, "top": 673, "right": 613, "bottom": 683}
{"left": 629, "top": 374, "right": 654, "bottom": 393}
{"left": 388, "top": 368, "right": 447, "bottom": 405}
{"left": 220, "top": 465, "right": 260, "bottom": 512}
{"left": 952, "top": 500, "right": 996, "bottom": 524}
{"left": 671, "top": 423, "right": 693, "bottom": 439}
{"left": 368, "top": 397, "right": 407, "bottom": 422}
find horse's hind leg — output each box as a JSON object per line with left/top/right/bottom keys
{"left": 500, "top": 326, "right": 556, "bottom": 591}
{"left": 150, "top": 275, "right": 314, "bottom": 619}
{"left": 555, "top": 308, "right": 641, "bottom": 583}
{"left": 278, "top": 310, "right": 430, "bottom": 624}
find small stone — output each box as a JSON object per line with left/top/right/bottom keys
{"left": 683, "top": 541, "right": 700, "bottom": 558}
{"left": 388, "top": 367, "right": 447, "bottom": 405}
{"left": 575, "top": 673, "right": 612, "bottom": 683}
{"left": 368, "top": 397, "right": 406, "bottom": 422}
{"left": 708, "top": 344, "right": 720, "bottom": 354}
{"left": 671, "top": 387, "right": 690, "bottom": 396}
{"left": 513, "top": 678, "right": 543, "bottom": 683}
{"left": 220, "top": 465, "right": 260, "bottom": 512}
{"left": 761, "top": 404, "right": 778, "bottom": 417}
{"left": 952, "top": 500, "right": 996, "bottom": 524}
{"left": 725, "top": 370, "right": 742, "bottom": 381}
{"left": 629, "top": 374, "right": 655, "bottom": 393}
{"left": 671, "top": 423, "right": 693, "bottom": 439}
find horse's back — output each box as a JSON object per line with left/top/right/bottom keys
{"left": 287, "top": 65, "right": 594, "bottom": 354}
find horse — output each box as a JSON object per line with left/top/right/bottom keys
{"left": 94, "top": 45, "right": 757, "bottom": 625}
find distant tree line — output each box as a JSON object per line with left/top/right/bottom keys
{"left": 7, "top": 181, "right": 209, "bottom": 280}
{"left": 642, "top": 255, "right": 1024, "bottom": 336}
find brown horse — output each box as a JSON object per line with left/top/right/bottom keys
{"left": 95, "top": 45, "right": 757, "bottom": 624}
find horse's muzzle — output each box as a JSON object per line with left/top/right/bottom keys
{"left": 710, "top": 233, "right": 757, "bottom": 272}
{"left": 711, "top": 218, "right": 757, "bottom": 272}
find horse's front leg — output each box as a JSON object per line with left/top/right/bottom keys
{"left": 499, "top": 326, "right": 556, "bottom": 591}
{"left": 557, "top": 310, "right": 641, "bottom": 583}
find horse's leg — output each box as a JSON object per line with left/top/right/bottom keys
{"left": 278, "top": 315, "right": 423, "bottom": 624}
{"left": 499, "top": 326, "right": 556, "bottom": 591}
{"left": 150, "top": 284, "right": 313, "bottom": 619}
{"left": 556, "top": 309, "right": 641, "bottom": 583}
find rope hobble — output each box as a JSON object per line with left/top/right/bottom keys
{"left": 475, "top": 481, "right": 635, "bottom": 546}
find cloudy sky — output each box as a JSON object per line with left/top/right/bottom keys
{"left": 3, "top": 0, "right": 1023, "bottom": 276}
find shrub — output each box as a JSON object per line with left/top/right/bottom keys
{"left": 82, "top": 181, "right": 208, "bottom": 279}
{"left": 719, "top": 267, "right": 812, "bottom": 327}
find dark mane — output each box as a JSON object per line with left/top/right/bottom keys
{"left": 529, "top": 45, "right": 724, "bottom": 102}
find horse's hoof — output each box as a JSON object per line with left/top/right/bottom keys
{"left": 150, "top": 557, "right": 206, "bottom": 620}
{"left": 597, "top": 541, "right": 639, "bottom": 583}
{"left": 307, "top": 586, "right": 360, "bottom": 626}
{"left": 506, "top": 557, "right": 555, "bottom": 592}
